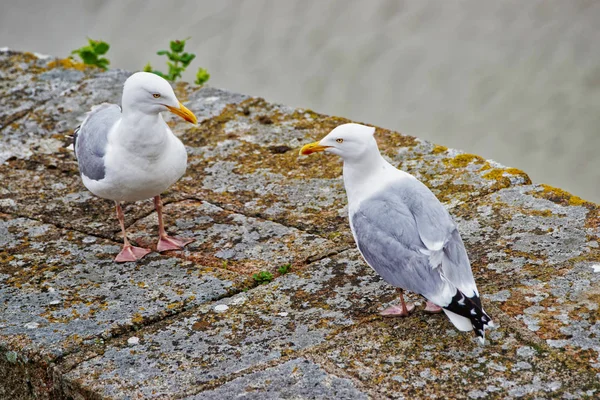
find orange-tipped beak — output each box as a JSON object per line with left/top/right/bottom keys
{"left": 166, "top": 102, "right": 197, "bottom": 124}
{"left": 299, "top": 141, "right": 330, "bottom": 155}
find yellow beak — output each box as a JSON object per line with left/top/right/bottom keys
{"left": 299, "top": 141, "right": 330, "bottom": 155}
{"left": 166, "top": 102, "right": 197, "bottom": 124}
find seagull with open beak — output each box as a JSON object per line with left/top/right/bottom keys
{"left": 73, "top": 72, "right": 197, "bottom": 262}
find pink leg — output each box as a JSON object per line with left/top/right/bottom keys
{"left": 114, "top": 202, "right": 151, "bottom": 263}
{"left": 154, "top": 195, "right": 194, "bottom": 252}
{"left": 380, "top": 290, "right": 415, "bottom": 317}
{"left": 424, "top": 300, "right": 443, "bottom": 314}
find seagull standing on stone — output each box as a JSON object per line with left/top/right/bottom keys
{"left": 300, "top": 123, "right": 494, "bottom": 343}
{"left": 73, "top": 72, "right": 197, "bottom": 262}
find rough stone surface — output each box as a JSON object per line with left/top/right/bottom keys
{"left": 185, "top": 358, "right": 369, "bottom": 400}
{"left": 1, "top": 50, "right": 599, "bottom": 399}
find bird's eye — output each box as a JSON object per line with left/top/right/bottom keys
{"left": 336, "top": 138, "right": 344, "bottom": 143}
{"left": 153, "top": 93, "right": 161, "bottom": 98}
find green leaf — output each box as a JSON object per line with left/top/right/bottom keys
{"left": 167, "top": 52, "right": 180, "bottom": 62}
{"left": 180, "top": 53, "right": 195, "bottom": 66}
{"left": 277, "top": 263, "right": 291, "bottom": 274}
{"left": 252, "top": 271, "right": 273, "bottom": 284}
{"left": 96, "top": 58, "right": 109, "bottom": 70}
{"left": 79, "top": 50, "right": 98, "bottom": 65}
{"left": 170, "top": 39, "right": 185, "bottom": 53}
{"left": 152, "top": 70, "right": 166, "bottom": 78}
{"left": 94, "top": 41, "right": 110, "bottom": 55}
{"left": 143, "top": 62, "right": 153, "bottom": 72}
{"left": 195, "top": 67, "right": 210, "bottom": 85}
{"left": 156, "top": 50, "right": 169, "bottom": 56}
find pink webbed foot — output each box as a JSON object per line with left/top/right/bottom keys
{"left": 380, "top": 302, "right": 416, "bottom": 317}
{"left": 157, "top": 235, "right": 195, "bottom": 252}
{"left": 115, "top": 245, "right": 151, "bottom": 263}
{"left": 424, "top": 301, "right": 443, "bottom": 314}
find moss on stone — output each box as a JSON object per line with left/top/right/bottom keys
{"left": 540, "top": 184, "right": 587, "bottom": 206}
{"left": 431, "top": 144, "right": 448, "bottom": 154}
{"left": 445, "top": 153, "right": 486, "bottom": 168}
{"left": 46, "top": 57, "right": 89, "bottom": 71}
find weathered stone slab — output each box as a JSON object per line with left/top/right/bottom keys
{"left": 2, "top": 49, "right": 599, "bottom": 400}
{"left": 0, "top": 215, "right": 248, "bottom": 363}
{"left": 452, "top": 184, "right": 598, "bottom": 289}
{"left": 185, "top": 358, "right": 369, "bottom": 400}
{"left": 61, "top": 249, "right": 398, "bottom": 398}
{"left": 449, "top": 184, "right": 600, "bottom": 376}
{"left": 316, "top": 318, "right": 600, "bottom": 399}
{"left": 129, "top": 200, "right": 338, "bottom": 274}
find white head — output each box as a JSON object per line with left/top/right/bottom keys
{"left": 299, "top": 123, "right": 378, "bottom": 163}
{"left": 121, "top": 72, "right": 197, "bottom": 124}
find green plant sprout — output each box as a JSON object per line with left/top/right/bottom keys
{"left": 71, "top": 38, "right": 110, "bottom": 69}
{"left": 277, "top": 264, "right": 291, "bottom": 274}
{"left": 252, "top": 271, "right": 274, "bottom": 285}
{"left": 195, "top": 67, "right": 210, "bottom": 85}
{"left": 144, "top": 38, "right": 210, "bottom": 85}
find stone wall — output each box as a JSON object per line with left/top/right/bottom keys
{"left": 1, "top": 50, "right": 599, "bottom": 399}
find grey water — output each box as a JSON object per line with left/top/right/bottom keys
{"left": 2, "top": 0, "right": 599, "bottom": 202}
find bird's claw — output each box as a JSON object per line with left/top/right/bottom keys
{"left": 423, "top": 301, "right": 443, "bottom": 314}
{"left": 380, "top": 303, "right": 416, "bottom": 317}
{"left": 115, "top": 245, "right": 151, "bottom": 263}
{"left": 157, "top": 235, "right": 194, "bottom": 252}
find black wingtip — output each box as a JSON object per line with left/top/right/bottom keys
{"left": 444, "top": 290, "right": 494, "bottom": 343}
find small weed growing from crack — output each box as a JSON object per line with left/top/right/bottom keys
{"left": 278, "top": 263, "right": 291, "bottom": 274}
{"left": 252, "top": 271, "right": 273, "bottom": 285}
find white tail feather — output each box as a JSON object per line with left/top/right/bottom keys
{"left": 442, "top": 309, "right": 473, "bottom": 332}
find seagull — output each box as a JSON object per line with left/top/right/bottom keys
{"left": 73, "top": 72, "right": 198, "bottom": 262}
{"left": 300, "top": 123, "right": 494, "bottom": 343}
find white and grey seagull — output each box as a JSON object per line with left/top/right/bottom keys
{"left": 300, "top": 123, "right": 494, "bottom": 343}
{"left": 73, "top": 72, "right": 197, "bottom": 262}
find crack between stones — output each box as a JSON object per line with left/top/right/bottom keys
{"left": 53, "top": 244, "right": 361, "bottom": 396}
{"left": 163, "top": 314, "right": 386, "bottom": 399}
{"left": 0, "top": 106, "right": 36, "bottom": 132}
{"left": 47, "top": 243, "right": 347, "bottom": 378}
{"left": 0, "top": 209, "right": 118, "bottom": 243}
{"left": 54, "top": 281, "right": 250, "bottom": 377}
{"left": 175, "top": 301, "right": 599, "bottom": 399}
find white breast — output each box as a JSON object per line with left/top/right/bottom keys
{"left": 83, "top": 121, "right": 188, "bottom": 202}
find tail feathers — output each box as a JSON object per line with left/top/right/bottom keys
{"left": 443, "top": 290, "right": 494, "bottom": 344}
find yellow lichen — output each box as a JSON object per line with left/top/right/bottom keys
{"left": 540, "top": 184, "right": 587, "bottom": 206}
{"left": 479, "top": 162, "right": 492, "bottom": 171}
{"left": 482, "top": 169, "right": 506, "bottom": 180}
{"left": 131, "top": 312, "right": 144, "bottom": 325}
{"left": 431, "top": 145, "right": 448, "bottom": 154}
{"left": 529, "top": 209, "right": 554, "bottom": 217}
{"left": 445, "top": 153, "right": 485, "bottom": 168}
{"left": 46, "top": 58, "right": 88, "bottom": 71}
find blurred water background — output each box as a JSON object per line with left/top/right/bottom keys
{"left": 2, "top": 0, "right": 599, "bottom": 201}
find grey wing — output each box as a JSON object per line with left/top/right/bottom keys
{"left": 395, "top": 178, "right": 455, "bottom": 250}
{"left": 376, "top": 179, "right": 479, "bottom": 300}
{"left": 350, "top": 192, "right": 450, "bottom": 300}
{"left": 400, "top": 179, "right": 479, "bottom": 299}
{"left": 74, "top": 103, "right": 121, "bottom": 181}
